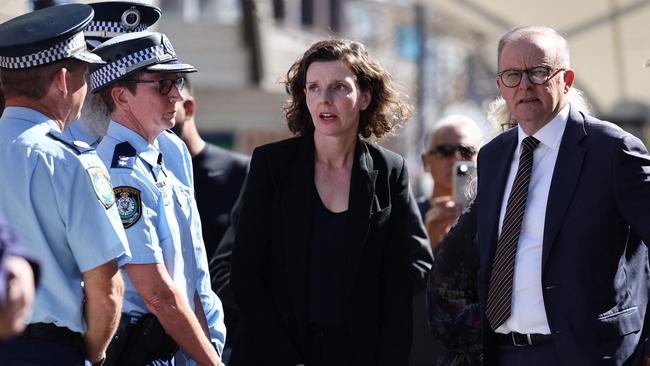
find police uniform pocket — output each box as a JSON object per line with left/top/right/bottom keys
{"left": 171, "top": 185, "right": 193, "bottom": 215}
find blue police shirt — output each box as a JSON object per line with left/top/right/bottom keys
{"left": 0, "top": 107, "right": 130, "bottom": 334}
{"left": 61, "top": 120, "right": 101, "bottom": 148}
{"left": 158, "top": 131, "right": 227, "bottom": 358}
{"left": 96, "top": 122, "right": 200, "bottom": 319}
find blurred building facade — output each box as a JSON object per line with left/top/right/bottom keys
{"left": 2, "top": 0, "right": 649, "bottom": 188}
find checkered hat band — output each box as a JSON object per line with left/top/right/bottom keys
{"left": 85, "top": 21, "right": 148, "bottom": 38}
{"left": 0, "top": 32, "right": 86, "bottom": 69}
{"left": 90, "top": 44, "right": 169, "bottom": 91}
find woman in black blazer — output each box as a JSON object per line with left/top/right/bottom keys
{"left": 230, "top": 39, "right": 427, "bottom": 366}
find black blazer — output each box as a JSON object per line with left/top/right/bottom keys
{"left": 475, "top": 107, "right": 650, "bottom": 365}
{"left": 229, "top": 133, "right": 427, "bottom": 365}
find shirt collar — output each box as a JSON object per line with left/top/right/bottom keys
{"left": 517, "top": 103, "right": 569, "bottom": 151}
{"left": 105, "top": 120, "right": 161, "bottom": 168}
{"left": 2, "top": 106, "right": 61, "bottom": 131}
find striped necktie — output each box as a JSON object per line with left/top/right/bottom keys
{"left": 486, "top": 135, "right": 540, "bottom": 330}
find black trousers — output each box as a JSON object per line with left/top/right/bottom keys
{"left": 495, "top": 342, "right": 561, "bottom": 366}
{"left": 0, "top": 337, "right": 84, "bottom": 365}
{"left": 306, "top": 325, "right": 352, "bottom": 366}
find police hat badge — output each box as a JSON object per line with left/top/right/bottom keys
{"left": 85, "top": 1, "right": 162, "bottom": 49}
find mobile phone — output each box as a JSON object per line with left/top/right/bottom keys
{"left": 452, "top": 161, "right": 477, "bottom": 209}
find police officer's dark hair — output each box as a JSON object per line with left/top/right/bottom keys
{"left": 0, "top": 59, "right": 85, "bottom": 100}
{"left": 98, "top": 74, "right": 139, "bottom": 113}
{"left": 283, "top": 38, "right": 412, "bottom": 139}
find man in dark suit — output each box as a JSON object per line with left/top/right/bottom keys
{"left": 471, "top": 25, "right": 650, "bottom": 365}
{"left": 172, "top": 76, "right": 249, "bottom": 256}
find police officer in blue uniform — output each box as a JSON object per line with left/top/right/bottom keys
{"left": 62, "top": 1, "right": 162, "bottom": 147}
{"left": 91, "top": 32, "right": 225, "bottom": 366}
{"left": 0, "top": 4, "right": 131, "bottom": 366}
{"left": 157, "top": 129, "right": 228, "bottom": 366}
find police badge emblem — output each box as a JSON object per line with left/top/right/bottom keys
{"left": 162, "top": 34, "right": 176, "bottom": 57}
{"left": 114, "top": 186, "right": 142, "bottom": 228}
{"left": 121, "top": 6, "right": 141, "bottom": 30}
{"left": 87, "top": 167, "right": 115, "bottom": 209}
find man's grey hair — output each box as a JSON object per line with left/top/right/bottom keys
{"left": 78, "top": 92, "right": 111, "bottom": 140}
{"left": 426, "top": 114, "right": 484, "bottom": 149}
{"left": 497, "top": 25, "right": 571, "bottom": 69}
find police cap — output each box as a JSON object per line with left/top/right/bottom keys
{"left": 90, "top": 31, "right": 196, "bottom": 93}
{"left": 0, "top": 4, "right": 104, "bottom": 70}
{"left": 85, "top": 1, "right": 162, "bottom": 50}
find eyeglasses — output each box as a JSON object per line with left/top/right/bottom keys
{"left": 497, "top": 66, "right": 565, "bottom": 88}
{"left": 123, "top": 77, "right": 185, "bottom": 95}
{"left": 426, "top": 144, "right": 476, "bottom": 159}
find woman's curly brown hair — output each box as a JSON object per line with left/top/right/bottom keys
{"left": 283, "top": 39, "right": 412, "bottom": 139}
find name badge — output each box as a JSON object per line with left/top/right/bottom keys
{"left": 155, "top": 181, "right": 171, "bottom": 206}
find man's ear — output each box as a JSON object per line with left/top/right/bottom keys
{"left": 563, "top": 69, "right": 575, "bottom": 93}
{"left": 111, "top": 86, "right": 130, "bottom": 109}
{"left": 53, "top": 67, "right": 68, "bottom": 96}
{"left": 183, "top": 97, "right": 196, "bottom": 119}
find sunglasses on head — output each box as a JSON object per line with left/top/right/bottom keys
{"left": 426, "top": 144, "right": 476, "bottom": 159}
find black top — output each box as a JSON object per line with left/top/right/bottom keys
{"left": 308, "top": 186, "right": 350, "bottom": 333}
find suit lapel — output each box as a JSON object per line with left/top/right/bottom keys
{"left": 284, "top": 134, "right": 314, "bottom": 326}
{"left": 478, "top": 129, "right": 518, "bottom": 274}
{"left": 542, "top": 107, "right": 586, "bottom": 268}
{"left": 345, "top": 141, "right": 377, "bottom": 298}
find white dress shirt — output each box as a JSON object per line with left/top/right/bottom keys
{"left": 495, "top": 104, "right": 570, "bottom": 334}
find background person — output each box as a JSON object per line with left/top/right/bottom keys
{"left": 413, "top": 115, "right": 482, "bottom": 366}
{"left": 229, "top": 38, "right": 427, "bottom": 366}
{"left": 171, "top": 76, "right": 249, "bottom": 257}
{"left": 419, "top": 115, "right": 483, "bottom": 251}
{"left": 0, "top": 4, "right": 130, "bottom": 365}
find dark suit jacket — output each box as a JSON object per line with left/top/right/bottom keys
{"left": 475, "top": 107, "right": 650, "bottom": 365}
{"left": 229, "top": 133, "right": 428, "bottom": 365}
{"left": 193, "top": 143, "right": 249, "bottom": 256}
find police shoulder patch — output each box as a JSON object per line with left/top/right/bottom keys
{"left": 111, "top": 142, "right": 137, "bottom": 170}
{"left": 114, "top": 186, "right": 142, "bottom": 228}
{"left": 87, "top": 167, "right": 115, "bottom": 209}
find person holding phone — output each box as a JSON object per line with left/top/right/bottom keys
{"left": 419, "top": 115, "right": 483, "bottom": 250}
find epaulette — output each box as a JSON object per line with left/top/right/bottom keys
{"left": 111, "top": 141, "right": 137, "bottom": 169}
{"left": 47, "top": 130, "right": 95, "bottom": 155}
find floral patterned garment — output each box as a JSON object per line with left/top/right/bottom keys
{"left": 427, "top": 203, "right": 482, "bottom": 366}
